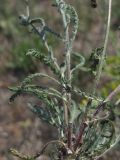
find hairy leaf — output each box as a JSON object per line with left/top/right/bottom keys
{"left": 79, "top": 120, "right": 115, "bottom": 159}
{"left": 26, "top": 49, "right": 61, "bottom": 77}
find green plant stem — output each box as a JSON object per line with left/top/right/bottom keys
{"left": 25, "top": 0, "right": 30, "bottom": 17}
{"left": 30, "top": 23, "right": 60, "bottom": 72}
{"left": 93, "top": 0, "right": 112, "bottom": 95}
{"left": 61, "top": 5, "right": 72, "bottom": 127}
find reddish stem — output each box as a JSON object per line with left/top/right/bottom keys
{"left": 67, "top": 123, "right": 72, "bottom": 149}
{"left": 74, "top": 122, "right": 87, "bottom": 151}
{"left": 93, "top": 101, "right": 106, "bottom": 117}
